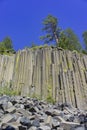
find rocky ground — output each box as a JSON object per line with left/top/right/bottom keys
{"left": 0, "top": 96, "right": 87, "bottom": 130}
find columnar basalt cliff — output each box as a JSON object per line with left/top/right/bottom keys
{"left": 0, "top": 47, "right": 87, "bottom": 110}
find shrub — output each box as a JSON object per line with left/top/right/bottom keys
{"left": 0, "top": 86, "right": 18, "bottom": 96}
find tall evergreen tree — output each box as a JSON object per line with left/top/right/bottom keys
{"left": 59, "top": 28, "right": 82, "bottom": 51}
{"left": 40, "top": 15, "right": 60, "bottom": 45}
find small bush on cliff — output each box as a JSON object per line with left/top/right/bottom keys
{"left": 0, "top": 37, "right": 15, "bottom": 55}
{"left": 46, "top": 95, "right": 55, "bottom": 104}
{"left": 0, "top": 86, "right": 18, "bottom": 96}
{"left": 82, "top": 50, "right": 87, "bottom": 55}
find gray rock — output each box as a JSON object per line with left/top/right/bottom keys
{"left": 1, "top": 114, "right": 16, "bottom": 124}
{"left": 73, "top": 126, "right": 85, "bottom": 130}
{"left": 6, "top": 106, "right": 16, "bottom": 113}
{"left": 78, "top": 114, "right": 85, "bottom": 124}
{"left": 20, "top": 117, "right": 32, "bottom": 128}
{"left": 32, "top": 119, "right": 40, "bottom": 127}
{"left": 3, "top": 125, "right": 16, "bottom": 130}
{"left": 63, "top": 114, "right": 74, "bottom": 122}
{"left": 29, "top": 126, "right": 37, "bottom": 130}
{"left": 45, "top": 116, "right": 52, "bottom": 127}
{"left": 19, "top": 125, "right": 27, "bottom": 130}
{"left": 0, "top": 95, "right": 86, "bottom": 130}
{"left": 61, "top": 122, "right": 80, "bottom": 130}
{"left": 37, "top": 125, "right": 51, "bottom": 130}
{"left": 29, "top": 107, "right": 37, "bottom": 113}
{"left": 0, "top": 96, "right": 10, "bottom": 104}
{"left": 52, "top": 119, "right": 60, "bottom": 128}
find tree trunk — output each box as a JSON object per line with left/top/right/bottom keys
{"left": 54, "top": 32, "right": 59, "bottom": 45}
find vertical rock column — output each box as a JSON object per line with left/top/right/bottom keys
{"left": 0, "top": 54, "right": 15, "bottom": 88}
{"left": 40, "top": 48, "right": 47, "bottom": 99}
{"left": 33, "top": 49, "right": 42, "bottom": 98}
{"left": 12, "top": 51, "right": 22, "bottom": 93}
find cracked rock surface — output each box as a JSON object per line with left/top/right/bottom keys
{"left": 0, "top": 95, "right": 87, "bottom": 130}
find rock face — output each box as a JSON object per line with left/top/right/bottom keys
{"left": 0, "top": 47, "right": 87, "bottom": 110}
{"left": 0, "top": 95, "right": 87, "bottom": 130}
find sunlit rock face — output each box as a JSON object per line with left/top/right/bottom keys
{"left": 0, "top": 47, "right": 87, "bottom": 110}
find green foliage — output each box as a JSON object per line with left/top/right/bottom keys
{"left": 3, "top": 37, "right": 13, "bottom": 49}
{"left": 40, "top": 15, "right": 60, "bottom": 45}
{"left": 0, "top": 37, "right": 15, "bottom": 55}
{"left": 58, "top": 31, "right": 70, "bottom": 49}
{"left": 0, "top": 86, "right": 18, "bottom": 96}
{"left": 31, "top": 42, "right": 37, "bottom": 48}
{"left": 31, "top": 45, "right": 43, "bottom": 50}
{"left": 30, "top": 44, "right": 49, "bottom": 50}
{"left": 0, "top": 42, "right": 5, "bottom": 54}
{"left": 24, "top": 42, "right": 37, "bottom": 49}
{"left": 82, "top": 49, "right": 87, "bottom": 55}
{"left": 30, "top": 93, "right": 41, "bottom": 100}
{"left": 40, "top": 15, "right": 82, "bottom": 52}
{"left": 46, "top": 95, "right": 55, "bottom": 104}
{"left": 59, "top": 29, "right": 82, "bottom": 52}
{"left": 46, "top": 76, "right": 55, "bottom": 104}
{"left": 24, "top": 46, "right": 29, "bottom": 49}
{"left": 43, "top": 44, "right": 49, "bottom": 48}
{"left": 82, "top": 31, "right": 87, "bottom": 50}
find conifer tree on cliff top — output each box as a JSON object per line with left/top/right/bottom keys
{"left": 40, "top": 15, "right": 60, "bottom": 45}
{"left": 59, "top": 28, "right": 82, "bottom": 51}
{"left": 40, "top": 15, "right": 82, "bottom": 52}
{"left": 0, "top": 37, "right": 15, "bottom": 54}
{"left": 82, "top": 31, "right": 87, "bottom": 50}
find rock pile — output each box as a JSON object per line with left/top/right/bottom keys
{"left": 0, "top": 95, "right": 87, "bottom": 130}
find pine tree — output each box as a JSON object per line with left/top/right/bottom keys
{"left": 40, "top": 15, "right": 60, "bottom": 45}
{"left": 59, "top": 28, "right": 82, "bottom": 51}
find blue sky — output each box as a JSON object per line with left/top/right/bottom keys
{"left": 0, "top": 0, "right": 87, "bottom": 50}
